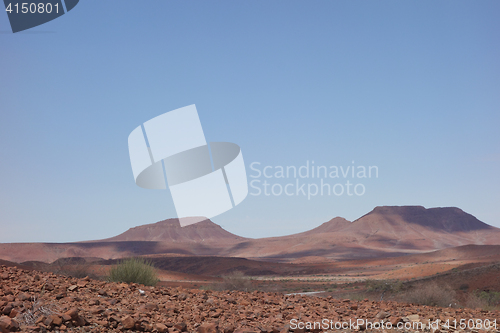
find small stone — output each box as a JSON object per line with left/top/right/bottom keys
{"left": 0, "top": 315, "right": 19, "bottom": 331}
{"left": 77, "top": 280, "right": 87, "bottom": 288}
{"left": 389, "top": 317, "right": 401, "bottom": 326}
{"left": 222, "top": 325, "right": 235, "bottom": 333}
{"left": 197, "top": 323, "right": 219, "bottom": 333}
{"left": 376, "top": 311, "right": 390, "bottom": 319}
{"left": 64, "top": 308, "right": 79, "bottom": 320}
{"left": 407, "top": 314, "right": 420, "bottom": 321}
{"left": 156, "top": 323, "right": 168, "bottom": 333}
{"left": 174, "top": 322, "right": 187, "bottom": 332}
{"left": 121, "top": 315, "right": 136, "bottom": 330}
{"left": 50, "top": 315, "right": 62, "bottom": 326}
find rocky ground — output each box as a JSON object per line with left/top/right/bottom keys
{"left": 1, "top": 265, "right": 499, "bottom": 333}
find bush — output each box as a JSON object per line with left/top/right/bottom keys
{"left": 466, "top": 290, "right": 500, "bottom": 310}
{"left": 466, "top": 292, "right": 489, "bottom": 310}
{"left": 214, "top": 270, "right": 252, "bottom": 291}
{"left": 399, "top": 282, "right": 456, "bottom": 307}
{"left": 108, "top": 257, "right": 159, "bottom": 286}
{"left": 366, "top": 279, "right": 404, "bottom": 293}
{"left": 51, "top": 257, "right": 99, "bottom": 279}
{"left": 345, "top": 292, "right": 370, "bottom": 301}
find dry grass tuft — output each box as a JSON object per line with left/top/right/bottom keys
{"left": 18, "top": 296, "right": 61, "bottom": 327}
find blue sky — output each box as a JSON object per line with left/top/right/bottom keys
{"left": 0, "top": 1, "right": 499, "bottom": 242}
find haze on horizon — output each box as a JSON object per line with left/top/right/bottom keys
{"left": 0, "top": 1, "right": 499, "bottom": 243}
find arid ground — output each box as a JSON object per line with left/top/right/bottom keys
{"left": 1, "top": 206, "right": 500, "bottom": 332}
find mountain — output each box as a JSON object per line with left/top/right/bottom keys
{"left": 295, "top": 217, "right": 352, "bottom": 236}
{"left": 354, "top": 206, "right": 492, "bottom": 232}
{"left": 0, "top": 219, "right": 246, "bottom": 263}
{"left": 1, "top": 206, "right": 499, "bottom": 263}
{"left": 101, "top": 218, "right": 246, "bottom": 243}
{"left": 223, "top": 206, "right": 500, "bottom": 260}
{"left": 336, "top": 206, "right": 497, "bottom": 251}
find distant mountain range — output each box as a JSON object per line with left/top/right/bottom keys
{"left": 1, "top": 206, "right": 499, "bottom": 263}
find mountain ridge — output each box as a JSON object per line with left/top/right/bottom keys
{"left": 1, "top": 205, "right": 499, "bottom": 263}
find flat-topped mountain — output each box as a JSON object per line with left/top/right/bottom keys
{"left": 102, "top": 218, "right": 246, "bottom": 243}
{"left": 355, "top": 206, "right": 492, "bottom": 232}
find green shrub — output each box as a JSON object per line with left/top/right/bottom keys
{"left": 108, "top": 257, "right": 159, "bottom": 286}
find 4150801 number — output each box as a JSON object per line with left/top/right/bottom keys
{"left": 5, "top": 2, "right": 60, "bottom": 14}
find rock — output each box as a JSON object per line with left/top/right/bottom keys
{"left": 121, "top": 315, "right": 136, "bottom": 330}
{"left": 407, "top": 314, "right": 420, "bottom": 321}
{"left": 376, "top": 311, "right": 390, "bottom": 319}
{"left": 64, "top": 308, "right": 79, "bottom": 320}
{"left": 389, "top": 316, "right": 401, "bottom": 325}
{"left": 50, "top": 314, "right": 62, "bottom": 326}
{"left": 279, "top": 324, "right": 290, "bottom": 333}
{"left": 156, "top": 323, "right": 168, "bottom": 333}
{"left": 140, "top": 303, "right": 159, "bottom": 312}
{"left": 77, "top": 280, "right": 88, "bottom": 288}
{"left": 2, "top": 305, "right": 12, "bottom": 315}
{"left": 222, "top": 324, "right": 235, "bottom": 333}
{"left": 197, "top": 323, "right": 219, "bottom": 333}
{"left": 55, "top": 292, "right": 66, "bottom": 300}
{"left": 0, "top": 316, "right": 19, "bottom": 332}
{"left": 2, "top": 288, "right": 13, "bottom": 296}
{"left": 174, "top": 322, "right": 187, "bottom": 331}
{"left": 8, "top": 309, "right": 18, "bottom": 319}
{"left": 61, "top": 313, "right": 72, "bottom": 322}
{"left": 18, "top": 285, "right": 29, "bottom": 292}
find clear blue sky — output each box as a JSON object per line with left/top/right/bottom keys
{"left": 1, "top": 1, "right": 499, "bottom": 242}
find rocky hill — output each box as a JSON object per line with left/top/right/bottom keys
{"left": 1, "top": 265, "right": 499, "bottom": 332}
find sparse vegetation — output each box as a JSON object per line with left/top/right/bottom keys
{"left": 344, "top": 292, "right": 369, "bottom": 301}
{"left": 365, "top": 279, "right": 404, "bottom": 293}
{"left": 108, "top": 257, "right": 159, "bottom": 286}
{"left": 19, "top": 296, "right": 61, "bottom": 327}
{"left": 398, "top": 282, "right": 456, "bottom": 307}
{"left": 51, "top": 257, "right": 99, "bottom": 279}
{"left": 213, "top": 270, "right": 253, "bottom": 291}
{"left": 466, "top": 290, "right": 500, "bottom": 311}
